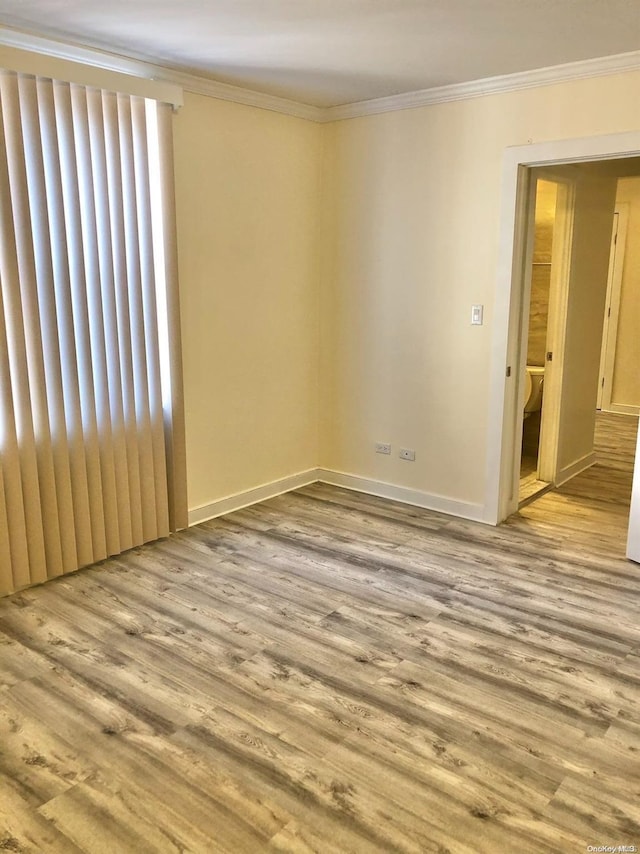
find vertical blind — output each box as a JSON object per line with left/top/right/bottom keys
{"left": 0, "top": 70, "right": 187, "bottom": 596}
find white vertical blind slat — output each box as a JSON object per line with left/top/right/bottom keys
{"left": 87, "top": 88, "right": 134, "bottom": 553}
{"left": 0, "top": 281, "right": 31, "bottom": 591}
{"left": 117, "top": 94, "right": 158, "bottom": 544}
{"left": 100, "top": 92, "right": 135, "bottom": 549}
{"left": 16, "top": 74, "right": 69, "bottom": 579}
{"left": 0, "top": 464, "right": 15, "bottom": 594}
{"left": 21, "top": 76, "right": 79, "bottom": 576}
{"left": 36, "top": 77, "right": 95, "bottom": 570}
{"left": 153, "top": 103, "right": 188, "bottom": 531}
{"left": 131, "top": 98, "right": 169, "bottom": 539}
{"left": 70, "top": 83, "right": 120, "bottom": 557}
{"left": 102, "top": 92, "right": 144, "bottom": 547}
{"left": 0, "top": 73, "right": 48, "bottom": 586}
{"left": 53, "top": 79, "right": 108, "bottom": 563}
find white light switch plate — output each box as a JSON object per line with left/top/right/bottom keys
{"left": 471, "top": 304, "right": 484, "bottom": 325}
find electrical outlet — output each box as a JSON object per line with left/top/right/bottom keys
{"left": 375, "top": 442, "right": 391, "bottom": 455}
{"left": 399, "top": 448, "right": 416, "bottom": 461}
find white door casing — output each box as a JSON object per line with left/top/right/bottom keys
{"left": 536, "top": 177, "right": 575, "bottom": 485}
{"left": 597, "top": 204, "right": 637, "bottom": 415}
{"left": 484, "top": 130, "right": 640, "bottom": 526}
{"left": 597, "top": 209, "right": 621, "bottom": 409}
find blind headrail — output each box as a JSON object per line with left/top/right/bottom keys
{"left": 0, "top": 44, "right": 183, "bottom": 108}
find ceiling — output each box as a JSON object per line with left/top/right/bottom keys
{"left": 0, "top": 0, "right": 638, "bottom": 108}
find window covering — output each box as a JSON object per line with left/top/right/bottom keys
{"left": 0, "top": 69, "right": 187, "bottom": 596}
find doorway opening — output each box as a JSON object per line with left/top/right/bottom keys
{"left": 515, "top": 159, "right": 640, "bottom": 513}
{"left": 485, "top": 131, "right": 640, "bottom": 554}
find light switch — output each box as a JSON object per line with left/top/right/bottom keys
{"left": 471, "top": 304, "right": 484, "bottom": 325}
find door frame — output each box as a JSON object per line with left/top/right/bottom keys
{"left": 597, "top": 204, "right": 636, "bottom": 414}
{"left": 510, "top": 172, "right": 575, "bottom": 499}
{"left": 536, "top": 175, "right": 575, "bottom": 485}
{"left": 483, "top": 131, "right": 640, "bottom": 525}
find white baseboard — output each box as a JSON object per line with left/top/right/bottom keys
{"left": 556, "top": 451, "right": 596, "bottom": 487}
{"left": 316, "top": 468, "right": 487, "bottom": 523}
{"left": 188, "top": 469, "right": 319, "bottom": 525}
{"left": 188, "top": 467, "right": 489, "bottom": 527}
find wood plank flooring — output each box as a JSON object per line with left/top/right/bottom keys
{"left": 519, "top": 409, "right": 637, "bottom": 507}
{"left": 1, "top": 416, "right": 639, "bottom": 852}
{"left": 518, "top": 464, "right": 551, "bottom": 506}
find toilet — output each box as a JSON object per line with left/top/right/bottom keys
{"left": 523, "top": 365, "right": 545, "bottom": 417}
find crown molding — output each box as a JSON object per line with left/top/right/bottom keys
{"left": 0, "top": 24, "right": 639, "bottom": 125}
{"left": 0, "top": 25, "right": 324, "bottom": 122}
{"left": 162, "top": 67, "right": 324, "bottom": 122}
{"left": 322, "top": 49, "right": 640, "bottom": 122}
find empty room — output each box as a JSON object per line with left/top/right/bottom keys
{"left": 0, "top": 1, "right": 639, "bottom": 851}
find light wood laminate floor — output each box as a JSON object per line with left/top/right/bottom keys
{"left": 0, "top": 415, "right": 639, "bottom": 853}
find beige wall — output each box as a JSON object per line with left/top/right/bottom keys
{"left": 320, "top": 71, "right": 640, "bottom": 507}
{"left": 611, "top": 177, "right": 640, "bottom": 407}
{"left": 173, "top": 93, "right": 323, "bottom": 512}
